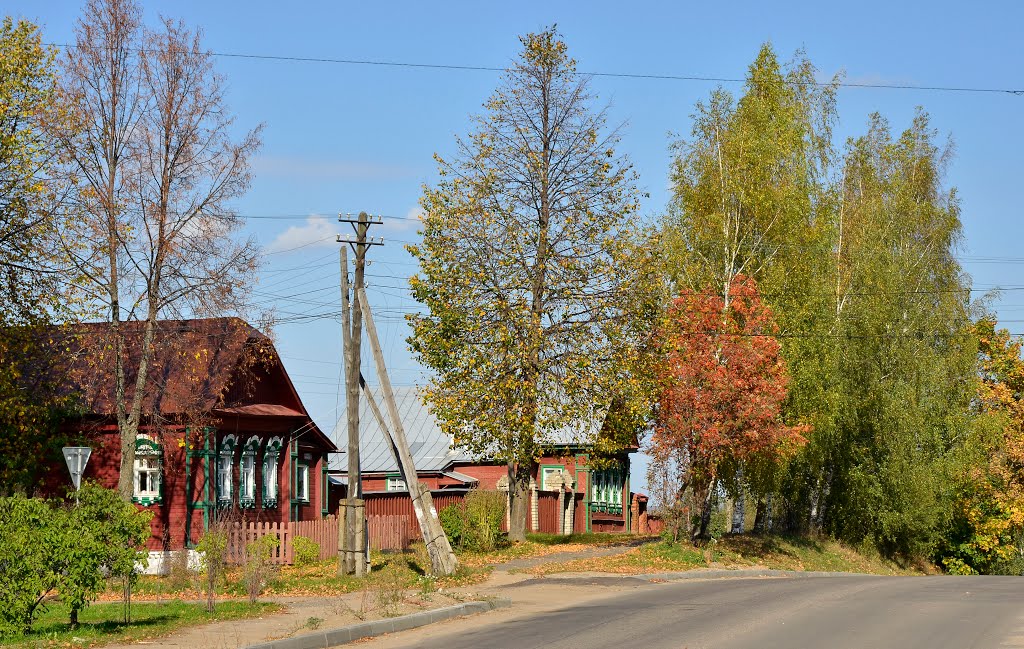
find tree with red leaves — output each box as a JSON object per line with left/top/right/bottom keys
{"left": 651, "top": 275, "right": 808, "bottom": 542}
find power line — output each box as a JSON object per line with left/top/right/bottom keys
{"left": 47, "top": 42, "right": 1024, "bottom": 96}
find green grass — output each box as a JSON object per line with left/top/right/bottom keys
{"left": 2, "top": 600, "right": 278, "bottom": 648}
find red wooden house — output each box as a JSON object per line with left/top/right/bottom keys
{"left": 46, "top": 318, "right": 336, "bottom": 569}
{"left": 330, "top": 386, "right": 636, "bottom": 535}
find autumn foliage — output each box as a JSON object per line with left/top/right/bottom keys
{"left": 943, "top": 318, "right": 1024, "bottom": 574}
{"left": 650, "top": 275, "right": 807, "bottom": 540}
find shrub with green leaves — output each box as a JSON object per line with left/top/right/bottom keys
{"left": 57, "top": 483, "right": 151, "bottom": 625}
{"left": 0, "top": 495, "right": 63, "bottom": 637}
{"left": 243, "top": 534, "right": 280, "bottom": 602}
{"left": 439, "top": 502, "right": 466, "bottom": 548}
{"left": 291, "top": 536, "right": 319, "bottom": 566}
{"left": 439, "top": 491, "right": 506, "bottom": 552}
{"left": 464, "top": 490, "right": 505, "bottom": 551}
{"left": 0, "top": 483, "right": 151, "bottom": 636}
{"left": 197, "top": 526, "right": 228, "bottom": 613}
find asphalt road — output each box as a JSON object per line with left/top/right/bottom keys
{"left": 371, "top": 574, "right": 1024, "bottom": 649}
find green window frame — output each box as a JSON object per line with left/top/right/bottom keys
{"left": 540, "top": 464, "right": 565, "bottom": 491}
{"left": 590, "top": 466, "right": 624, "bottom": 515}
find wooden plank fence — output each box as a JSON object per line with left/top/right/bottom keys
{"left": 223, "top": 516, "right": 338, "bottom": 565}
{"left": 368, "top": 514, "right": 412, "bottom": 550}
{"left": 293, "top": 516, "right": 339, "bottom": 560}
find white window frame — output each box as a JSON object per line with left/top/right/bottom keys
{"left": 217, "top": 453, "right": 232, "bottom": 503}
{"left": 263, "top": 436, "right": 283, "bottom": 508}
{"left": 132, "top": 436, "right": 162, "bottom": 504}
{"left": 263, "top": 453, "right": 278, "bottom": 501}
{"left": 240, "top": 454, "right": 256, "bottom": 502}
{"left": 239, "top": 437, "right": 260, "bottom": 507}
{"left": 295, "top": 464, "right": 310, "bottom": 502}
{"left": 385, "top": 475, "right": 407, "bottom": 492}
{"left": 217, "top": 434, "right": 237, "bottom": 505}
{"left": 133, "top": 455, "right": 161, "bottom": 500}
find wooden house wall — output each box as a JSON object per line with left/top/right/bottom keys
{"left": 45, "top": 422, "right": 329, "bottom": 551}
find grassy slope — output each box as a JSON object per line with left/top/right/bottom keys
{"left": 525, "top": 534, "right": 930, "bottom": 576}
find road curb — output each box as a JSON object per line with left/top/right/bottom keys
{"left": 637, "top": 568, "right": 891, "bottom": 581}
{"left": 245, "top": 598, "right": 512, "bottom": 649}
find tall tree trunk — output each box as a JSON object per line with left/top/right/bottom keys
{"left": 508, "top": 461, "right": 532, "bottom": 542}
{"left": 118, "top": 313, "right": 159, "bottom": 498}
{"left": 731, "top": 495, "right": 746, "bottom": 534}
{"left": 753, "top": 494, "right": 774, "bottom": 534}
{"left": 694, "top": 475, "right": 717, "bottom": 542}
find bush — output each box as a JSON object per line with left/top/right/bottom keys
{"left": 439, "top": 490, "right": 506, "bottom": 552}
{"left": 465, "top": 490, "right": 505, "bottom": 551}
{"left": 243, "top": 535, "right": 280, "bottom": 603}
{"left": 59, "top": 484, "right": 151, "bottom": 625}
{"left": 0, "top": 495, "right": 63, "bottom": 637}
{"left": 166, "top": 548, "right": 196, "bottom": 591}
{"left": 0, "top": 483, "right": 151, "bottom": 636}
{"left": 197, "top": 526, "right": 228, "bottom": 613}
{"left": 439, "top": 503, "right": 465, "bottom": 548}
{"left": 292, "top": 536, "right": 319, "bottom": 566}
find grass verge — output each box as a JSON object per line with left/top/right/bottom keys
{"left": 525, "top": 534, "right": 930, "bottom": 576}
{"left": 457, "top": 533, "right": 652, "bottom": 569}
{"left": 3, "top": 600, "right": 277, "bottom": 648}
{"left": 113, "top": 545, "right": 489, "bottom": 602}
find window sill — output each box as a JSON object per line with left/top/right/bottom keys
{"left": 239, "top": 498, "right": 256, "bottom": 509}
{"left": 262, "top": 498, "right": 278, "bottom": 509}
{"left": 132, "top": 495, "right": 161, "bottom": 506}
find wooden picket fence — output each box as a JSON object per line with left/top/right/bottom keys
{"left": 293, "top": 516, "right": 339, "bottom": 559}
{"left": 368, "top": 514, "right": 413, "bottom": 550}
{"left": 223, "top": 516, "right": 339, "bottom": 565}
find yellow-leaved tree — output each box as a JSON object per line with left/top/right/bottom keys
{"left": 409, "top": 27, "right": 657, "bottom": 542}
{"left": 943, "top": 318, "right": 1024, "bottom": 574}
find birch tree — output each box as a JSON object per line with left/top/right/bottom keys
{"left": 664, "top": 45, "right": 837, "bottom": 527}
{"left": 55, "top": 0, "right": 261, "bottom": 499}
{"left": 820, "top": 111, "right": 974, "bottom": 555}
{"left": 409, "top": 27, "right": 651, "bottom": 541}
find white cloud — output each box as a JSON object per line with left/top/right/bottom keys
{"left": 266, "top": 214, "right": 335, "bottom": 253}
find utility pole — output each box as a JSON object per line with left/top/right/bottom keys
{"left": 338, "top": 211, "right": 382, "bottom": 577}
{"left": 357, "top": 287, "right": 459, "bottom": 576}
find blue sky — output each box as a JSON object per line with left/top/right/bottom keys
{"left": 10, "top": 1, "right": 1023, "bottom": 491}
